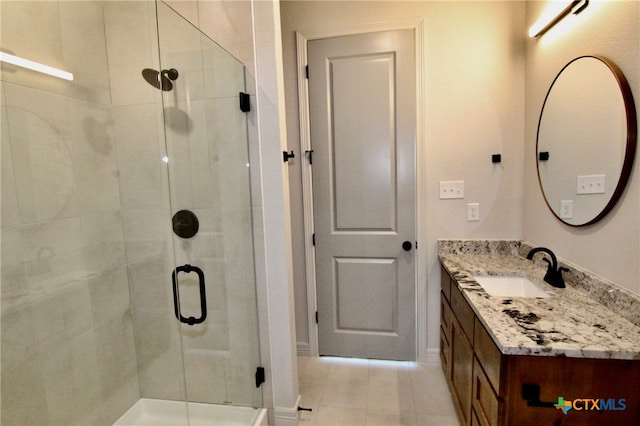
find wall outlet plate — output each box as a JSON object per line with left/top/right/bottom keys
{"left": 467, "top": 203, "right": 479, "bottom": 221}
{"left": 440, "top": 180, "right": 464, "bottom": 199}
{"left": 560, "top": 200, "right": 573, "bottom": 219}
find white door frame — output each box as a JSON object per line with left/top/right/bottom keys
{"left": 295, "top": 19, "right": 429, "bottom": 362}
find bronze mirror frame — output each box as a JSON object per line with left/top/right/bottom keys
{"left": 536, "top": 55, "right": 637, "bottom": 227}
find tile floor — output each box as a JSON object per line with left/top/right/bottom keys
{"left": 297, "top": 357, "right": 461, "bottom": 426}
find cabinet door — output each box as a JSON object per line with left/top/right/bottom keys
{"left": 451, "top": 314, "right": 473, "bottom": 424}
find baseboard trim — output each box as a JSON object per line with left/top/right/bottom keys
{"left": 425, "top": 348, "right": 441, "bottom": 365}
{"left": 273, "top": 394, "right": 301, "bottom": 426}
{"left": 296, "top": 342, "right": 310, "bottom": 357}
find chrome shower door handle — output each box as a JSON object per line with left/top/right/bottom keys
{"left": 172, "top": 264, "right": 207, "bottom": 325}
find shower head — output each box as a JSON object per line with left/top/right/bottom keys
{"left": 142, "top": 68, "right": 179, "bottom": 91}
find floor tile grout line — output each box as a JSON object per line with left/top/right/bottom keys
{"left": 408, "top": 360, "right": 418, "bottom": 418}
{"left": 365, "top": 359, "right": 370, "bottom": 413}
{"left": 314, "top": 357, "right": 331, "bottom": 413}
{"left": 365, "top": 359, "right": 372, "bottom": 424}
{"left": 299, "top": 357, "right": 461, "bottom": 425}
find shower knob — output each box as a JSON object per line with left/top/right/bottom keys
{"left": 172, "top": 210, "right": 199, "bottom": 239}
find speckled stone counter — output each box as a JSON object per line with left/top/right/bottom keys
{"left": 438, "top": 240, "right": 640, "bottom": 360}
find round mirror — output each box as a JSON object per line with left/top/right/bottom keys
{"left": 536, "top": 56, "right": 637, "bottom": 226}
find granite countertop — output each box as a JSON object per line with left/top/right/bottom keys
{"left": 439, "top": 240, "right": 640, "bottom": 360}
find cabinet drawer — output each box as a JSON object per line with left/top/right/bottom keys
{"left": 451, "top": 284, "right": 474, "bottom": 341}
{"left": 440, "top": 291, "right": 451, "bottom": 340}
{"left": 474, "top": 318, "right": 502, "bottom": 394}
{"left": 473, "top": 357, "right": 502, "bottom": 426}
{"left": 440, "top": 326, "right": 450, "bottom": 375}
{"left": 441, "top": 267, "right": 452, "bottom": 301}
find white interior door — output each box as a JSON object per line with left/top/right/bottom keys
{"left": 309, "top": 29, "right": 416, "bottom": 360}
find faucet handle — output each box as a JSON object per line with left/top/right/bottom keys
{"left": 541, "top": 257, "right": 556, "bottom": 284}
{"left": 554, "top": 267, "right": 569, "bottom": 288}
{"left": 558, "top": 267, "right": 569, "bottom": 279}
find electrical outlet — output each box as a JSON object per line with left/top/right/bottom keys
{"left": 467, "top": 203, "right": 480, "bottom": 221}
{"left": 560, "top": 200, "right": 573, "bottom": 219}
{"left": 440, "top": 180, "right": 464, "bottom": 199}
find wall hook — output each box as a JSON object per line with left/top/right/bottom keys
{"left": 283, "top": 150, "right": 296, "bottom": 162}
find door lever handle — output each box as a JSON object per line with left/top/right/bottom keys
{"left": 402, "top": 241, "right": 413, "bottom": 251}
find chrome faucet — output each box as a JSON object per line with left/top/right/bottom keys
{"left": 526, "top": 247, "right": 568, "bottom": 288}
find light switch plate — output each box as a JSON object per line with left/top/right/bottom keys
{"left": 440, "top": 180, "right": 464, "bottom": 199}
{"left": 576, "top": 174, "right": 605, "bottom": 195}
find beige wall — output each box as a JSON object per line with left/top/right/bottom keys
{"left": 280, "top": 1, "right": 526, "bottom": 358}
{"left": 523, "top": 0, "right": 640, "bottom": 295}
{"left": 1, "top": 2, "right": 144, "bottom": 423}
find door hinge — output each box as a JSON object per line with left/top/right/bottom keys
{"left": 315, "top": 311, "right": 318, "bottom": 324}
{"left": 255, "top": 366, "right": 265, "bottom": 388}
{"left": 239, "top": 92, "right": 250, "bottom": 112}
{"left": 312, "top": 233, "right": 315, "bottom": 246}
{"left": 305, "top": 149, "right": 314, "bottom": 164}
{"left": 305, "top": 65, "right": 309, "bottom": 79}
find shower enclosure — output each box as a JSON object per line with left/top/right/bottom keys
{"left": 1, "top": 1, "right": 263, "bottom": 424}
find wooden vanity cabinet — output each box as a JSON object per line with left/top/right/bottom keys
{"left": 472, "top": 319, "right": 504, "bottom": 426}
{"left": 440, "top": 292, "right": 451, "bottom": 373}
{"left": 500, "top": 355, "right": 640, "bottom": 425}
{"left": 451, "top": 283, "right": 475, "bottom": 423}
{"left": 440, "top": 266, "right": 640, "bottom": 426}
{"left": 441, "top": 268, "right": 475, "bottom": 424}
{"left": 440, "top": 269, "right": 452, "bottom": 374}
{"left": 450, "top": 313, "right": 474, "bottom": 424}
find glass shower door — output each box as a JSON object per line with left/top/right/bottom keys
{"left": 155, "top": 2, "right": 262, "bottom": 408}
{"left": 0, "top": 2, "right": 260, "bottom": 423}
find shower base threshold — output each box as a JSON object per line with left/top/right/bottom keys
{"left": 114, "top": 398, "right": 267, "bottom": 426}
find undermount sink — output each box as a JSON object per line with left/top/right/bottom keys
{"left": 472, "top": 275, "right": 553, "bottom": 298}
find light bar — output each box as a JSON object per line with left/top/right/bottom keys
{"left": 529, "top": 0, "right": 589, "bottom": 38}
{"left": 0, "top": 52, "right": 74, "bottom": 81}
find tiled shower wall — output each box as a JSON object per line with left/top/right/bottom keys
{"left": 1, "top": 1, "right": 143, "bottom": 424}
{"left": 1, "top": 1, "right": 260, "bottom": 424}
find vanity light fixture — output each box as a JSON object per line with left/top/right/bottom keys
{"left": 528, "top": 0, "right": 589, "bottom": 38}
{"left": 0, "top": 52, "right": 74, "bottom": 81}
